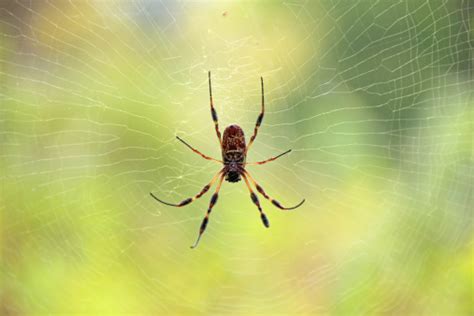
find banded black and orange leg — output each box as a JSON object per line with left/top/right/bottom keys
{"left": 242, "top": 173, "right": 270, "bottom": 228}
{"left": 244, "top": 171, "right": 305, "bottom": 210}
{"left": 176, "top": 136, "right": 222, "bottom": 163}
{"left": 246, "top": 149, "right": 292, "bottom": 166}
{"left": 208, "top": 71, "right": 222, "bottom": 146}
{"left": 150, "top": 169, "right": 223, "bottom": 207}
{"left": 245, "top": 76, "right": 265, "bottom": 154}
{"left": 191, "top": 173, "right": 225, "bottom": 248}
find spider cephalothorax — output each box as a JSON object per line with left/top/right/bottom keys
{"left": 151, "top": 71, "right": 305, "bottom": 248}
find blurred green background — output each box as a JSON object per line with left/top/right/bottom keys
{"left": 1, "top": 1, "right": 472, "bottom": 315}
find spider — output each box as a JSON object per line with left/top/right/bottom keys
{"left": 150, "top": 71, "right": 305, "bottom": 248}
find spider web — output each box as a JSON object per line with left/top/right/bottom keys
{"left": 1, "top": 0, "right": 473, "bottom": 314}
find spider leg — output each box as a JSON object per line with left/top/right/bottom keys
{"left": 242, "top": 173, "right": 270, "bottom": 228}
{"left": 191, "top": 173, "right": 225, "bottom": 248}
{"left": 244, "top": 171, "right": 305, "bottom": 210}
{"left": 208, "top": 71, "right": 222, "bottom": 146}
{"left": 150, "top": 169, "right": 223, "bottom": 207}
{"left": 245, "top": 76, "right": 264, "bottom": 154}
{"left": 176, "top": 136, "right": 222, "bottom": 163}
{"left": 246, "top": 149, "right": 292, "bottom": 166}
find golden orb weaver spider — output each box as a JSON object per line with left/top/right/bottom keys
{"left": 151, "top": 71, "right": 305, "bottom": 248}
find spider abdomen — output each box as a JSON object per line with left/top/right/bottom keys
{"left": 222, "top": 125, "right": 246, "bottom": 182}
{"left": 222, "top": 125, "right": 246, "bottom": 155}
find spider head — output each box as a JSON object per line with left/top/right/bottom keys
{"left": 225, "top": 163, "right": 242, "bottom": 183}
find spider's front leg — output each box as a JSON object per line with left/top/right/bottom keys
{"left": 242, "top": 173, "right": 270, "bottom": 228}
{"left": 244, "top": 171, "right": 305, "bottom": 210}
{"left": 191, "top": 173, "right": 225, "bottom": 248}
{"left": 150, "top": 169, "right": 223, "bottom": 207}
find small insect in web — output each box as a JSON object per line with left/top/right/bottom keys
{"left": 151, "top": 71, "right": 305, "bottom": 248}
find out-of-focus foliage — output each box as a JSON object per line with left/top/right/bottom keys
{"left": 1, "top": 1, "right": 472, "bottom": 315}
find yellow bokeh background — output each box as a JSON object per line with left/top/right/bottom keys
{"left": 1, "top": 1, "right": 472, "bottom": 315}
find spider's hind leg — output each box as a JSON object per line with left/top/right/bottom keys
{"left": 176, "top": 136, "right": 222, "bottom": 163}
{"left": 245, "top": 76, "right": 265, "bottom": 155}
{"left": 245, "top": 149, "right": 291, "bottom": 166}
{"left": 208, "top": 71, "right": 222, "bottom": 146}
